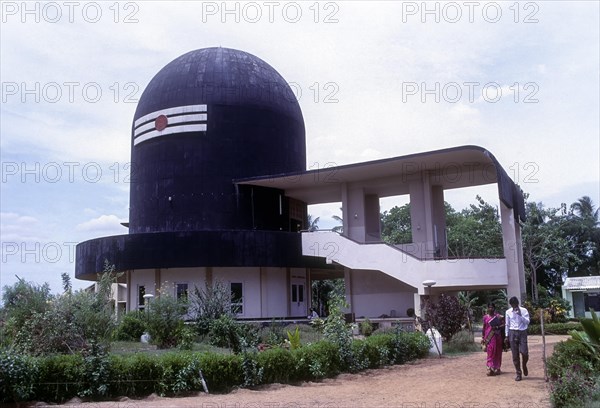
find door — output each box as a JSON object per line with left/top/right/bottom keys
{"left": 290, "top": 278, "right": 307, "bottom": 317}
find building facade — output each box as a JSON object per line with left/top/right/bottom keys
{"left": 76, "top": 47, "right": 526, "bottom": 320}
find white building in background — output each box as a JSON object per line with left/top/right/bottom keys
{"left": 562, "top": 276, "right": 600, "bottom": 318}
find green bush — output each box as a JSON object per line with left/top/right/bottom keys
{"left": 550, "top": 370, "right": 598, "bottom": 408}
{"left": 208, "top": 315, "right": 259, "bottom": 353}
{"left": 548, "top": 339, "right": 599, "bottom": 380}
{"left": 190, "top": 280, "right": 234, "bottom": 337}
{"left": 146, "top": 294, "right": 188, "bottom": 349}
{"left": 257, "top": 347, "right": 296, "bottom": 384}
{"left": 444, "top": 329, "right": 479, "bottom": 354}
{"left": 259, "top": 322, "right": 286, "bottom": 346}
{"left": 3, "top": 267, "right": 118, "bottom": 356}
{"left": 0, "top": 350, "right": 39, "bottom": 402}
{"left": 359, "top": 318, "right": 373, "bottom": 336}
{"left": 197, "top": 352, "right": 242, "bottom": 392}
{"left": 548, "top": 338, "right": 600, "bottom": 408}
{"left": 364, "top": 334, "right": 395, "bottom": 366}
{"left": 292, "top": 340, "right": 341, "bottom": 381}
{"left": 36, "top": 353, "right": 84, "bottom": 403}
{"left": 0, "top": 327, "right": 434, "bottom": 403}
{"left": 377, "top": 330, "right": 431, "bottom": 364}
{"left": 114, "top": 310, "right": 147, "bottom": 341}
{"left": 528, "top": 322, "right": 583, "bottom": 335}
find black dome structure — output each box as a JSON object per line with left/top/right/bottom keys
{"left": 130, "top": 47, "right": 306, "bottom": 233}
{"left": 76, "top": 47, "right": 315, "bottom": 281}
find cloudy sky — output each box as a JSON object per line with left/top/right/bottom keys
{"left": 1, "top": 1, "right": 599, "bottom": 293}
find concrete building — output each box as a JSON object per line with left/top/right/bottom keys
{"left": 75, "top": 47, "right": 526, "bottom": 320}
{"left": 562, "top": 276, "right": 600, "bottom": 318}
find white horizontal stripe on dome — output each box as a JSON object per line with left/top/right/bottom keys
{"left": 133, "top": 124, "right": 208, "bottom": 146}
{"left": 134, "top": 113, "right": 208, "bottom": 137}
{"left": 133, "top": 104, "right": 207, "bottom": 128}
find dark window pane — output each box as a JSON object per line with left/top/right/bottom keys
{"left": 231, "top": 282, "right": 243, "bottom": 314}
{"left": 298, "top": 285, "right": 304, "bottom": 303}
{"left": 584, "top": 293, "right": 600, "bottom": 312}
{"left": 292, "top": 284, "right": 297, "bottom": 302}
{"left": 138, "top": 285, "right": 145, "bottom": 306}
{"left": 176, "top": 283, "right": 188, "bottom": 300}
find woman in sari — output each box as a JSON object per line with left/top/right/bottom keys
{"left": 482, "top": 302, "right": 504, "bottom": 376}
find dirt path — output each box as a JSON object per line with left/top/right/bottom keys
{"left": 57, "top": 335, "right": 566, "bottom": 408}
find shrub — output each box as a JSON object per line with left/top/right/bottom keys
{"left": 36, "top": 353, "right": 85, "bottom": 403}
{"left": 0, "top": 321, "right": 435, "bottom": 403}
{"left": 444, "top": 329, "right": 479, "bottom": 354}
{"left": 548, "top": 339, "right": 598, "bottom": 380}
{"left": 528, "top": 322, "right": 583, "bottom": 335}
{"left": 0, "top": 350, "right": 39, "bottom": 403}
{"left": 257, "top": 347, "right": 296, "bottom": 384}
{"left": 286, "top": 327, "right": 301, "bottom": 350}
{"left": 190, "top": 280, "right": 234, "bottom": 336}
{"left": 197, "top": 352, "right": 242, "bottom": 392}
{"left": 1, "top": 278, "right": 52, "bottom": 342}
{"left": 548, "top": 336, "right": 600, "bottom": 408}
{"left": 260, "top": 321, "right": 286, "bottom": 347}
{"left": 240, "top": 348, "right": 263, "bottom": 388}
{"left": 550, "top": 370, "right": 597, "bottom": 408}
{"left": 323, "top": 296, "right": 360, "bottom": 372}
{"left": 146, "top": 293, "right": 188, "bottom": 349}
{"left": 114, "top": 310, "right": 147, "bottom": 341}
{"left": 292, "top": 340, "right": 341, "bottom": 381}
{"left": 6, "top": 267, "right": 118, "bottom": 356}
{"left": 178, "top": 325, "right": 196, "bottom": 350}
{"left": 389, "top": 330, "right": 431, "bottom": 363}
{"left": 359, "top": 318, "right": 373, "bottom": 337}
{"left": 364, "top": 334, "right": 395, "bottom": 366}
{"left": 208, "top": 315, "right": 259, "bottom": 353}
{"left": 425, "top": 294, "right": 467, "bottom": 342}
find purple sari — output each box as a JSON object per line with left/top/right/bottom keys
{"left": 483, "top": 313, "right": 503, "bottom": 370}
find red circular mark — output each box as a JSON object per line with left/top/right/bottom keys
{"left": 155, "top": 115, "right": 168, "bottom": 131}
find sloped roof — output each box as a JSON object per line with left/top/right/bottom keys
{"left": 563, "top": 276, "right": 600, "bottom": 291}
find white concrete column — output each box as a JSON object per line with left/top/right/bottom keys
{"left": 500, "top": 201, "right": 526, "bottom": 300}
{"left": 341, "top": 182, "right": 349, "bottom": 236}
{"left": 346, "top": 186, "right": 366, "bottom": 242}
{"left": 409, "top": 172, "right": 436, "bottom": 259}
{"left": 431, "top": 186, "right": 447, "bottom": 258}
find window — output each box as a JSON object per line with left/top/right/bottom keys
{"left": 584, "top": 292, "right": 600, "bottom": 312}
{"left": 291, "top": 284, "right": 304, "bottom": 303}
{"left": 230, "top": 282, "right": 243, "bottom": 315}
{"left": 138, "top": 285, "right": 146, "bottom": 310}
{"left": 175, "top": 283, "right": 188, "bottom": 301}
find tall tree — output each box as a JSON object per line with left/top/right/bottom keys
{"left": 307, "top": 214, "right": 320, "bottom": 232}
{"left": 446, "top": 196, "right": 503, "bottom": 258}
{"left": 381, "top": 203, "right": 412, "bottom": 244}
{"left": 521, "top": 201, "right": 576, "bottom": 301}
{"left": 332, "top": 208, "right": 343, "bottom": 233}
{"left": 564, "top": 196, "right": 600, "bottom": 276}
{"left": 380, "top": 196, "right": 503, "bottom": 258}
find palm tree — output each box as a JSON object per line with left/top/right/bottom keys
{"left": 307, "top": 214, "right": 320, "bottom": 232}
{"left": 568, "top": 196, "right": 600, "bottom": 276}
{"left": 332, "top": 208, "right": 343, "bottom": 233}
{"left": 571, "top": 196, "right": 599, "bottom": 221}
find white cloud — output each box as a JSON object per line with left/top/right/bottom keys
{"left": 75, "top": 214, "right": 126, "bottom": 235}
{"left": 0, "top": 212, "right": 44, "bottom": 242}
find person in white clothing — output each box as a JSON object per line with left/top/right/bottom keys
{"left": 504, "top": 297, "right": 530, "bottom": 381}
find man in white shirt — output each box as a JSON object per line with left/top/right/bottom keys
{"left": 504, "top": 297, "right": 530, "bottom": 381}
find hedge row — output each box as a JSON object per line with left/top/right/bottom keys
{"left": 1, "top": 331, "right": 431, "bottom": 403}
{"left": 547, "top": 338, "right": 600, "bottom": 407}
{"left": 527, "top": 322, "right": 582, "bottom": 335}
